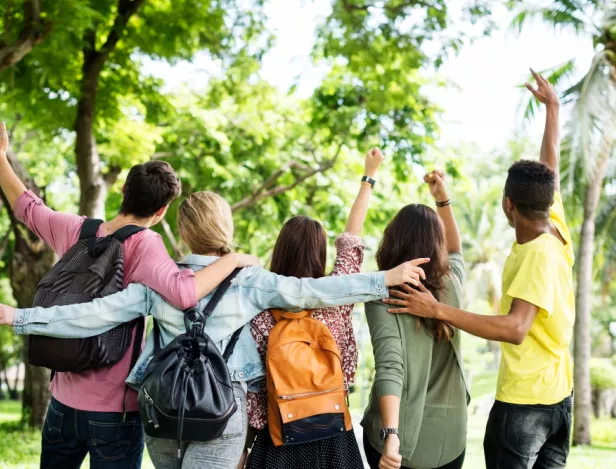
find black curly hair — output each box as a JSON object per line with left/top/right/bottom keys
{"left": 504, "top": 160, "right": 555, "bottom": 220}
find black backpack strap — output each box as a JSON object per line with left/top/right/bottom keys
{"left": 222, "top": 326, "right": 243, "bottom": 363}
{"left": 201, "top": 268, "right": 241, "bottom": 320}
{"left": 153, "top": 319, "right": 163, "bottom": 355}
{"left": 112, "top": 225, "right": 145, "bottom": 244}
{"left": 79, "top": 218, "right": 104, "bottom": 240}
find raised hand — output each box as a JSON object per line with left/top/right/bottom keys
{"left": 384, "top": 258, "right": 429, "bottom": 287}
{"left": 0, "top": 122, "right": 9, "bottom": 155}
{"left": 525, "top": 69, "right": 559, "bottom": 107}
{"left": 423, "top": 169, "right": 448, "bottom": 202}
{"left": 365, "top": 147, "right": 384, "bottom": 178}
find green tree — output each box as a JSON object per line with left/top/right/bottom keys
{"left": 513, "top": 0, "right": 616, "bottom": 445}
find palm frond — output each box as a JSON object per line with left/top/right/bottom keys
{"left": 561, "top": 51, "right": 616, "bottom": 191}
{"left": 509, "top": 0, "right": 600, "bottom": 35}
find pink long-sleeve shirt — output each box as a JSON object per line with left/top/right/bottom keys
{"left": 15, "top": 190, "right": 197, "bottom": 412}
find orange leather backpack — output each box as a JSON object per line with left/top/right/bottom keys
{"left": 266, "top": 309, "right": 352, "bottom": 446}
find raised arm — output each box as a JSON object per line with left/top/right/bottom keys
{"left": 526, "top": 69, "right": 561, "bottom": 191}
{"left": 424, "top": 169, "right": 461, "bottom": 253}
{"left": 344, "top": 147, "right": 384, "bottom": 235}
{"left": 0, "top": 122, "right": 27, "bottom": 210}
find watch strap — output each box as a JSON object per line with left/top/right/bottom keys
{"left": 380, "top": 427, "right": 399, "bottom": 440}
{"left": 361, "top": 175, "right": 376, "bottom": 187}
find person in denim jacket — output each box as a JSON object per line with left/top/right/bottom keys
{"left": 1, "top": 191, "right": 427, "bottom": 469}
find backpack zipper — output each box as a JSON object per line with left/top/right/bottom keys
{"left": 143, "top": 390, "right": 160, "bottom": 429}
{"left": 277, "top": 386, "right": 341, "bottom": 400}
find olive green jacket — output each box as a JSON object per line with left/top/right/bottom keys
{"left": 361, "top": 252, "right": 470, "bottom": 469}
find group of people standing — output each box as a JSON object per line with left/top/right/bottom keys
{"left": 0, "top": 69, "right": 574, "bottom": 469}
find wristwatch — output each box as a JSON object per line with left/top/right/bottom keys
{"left": 361, "top": 175, "right": 376, "bottom": 187}
{"left": 380, "top": 427, "right": 399, "bottom": 441}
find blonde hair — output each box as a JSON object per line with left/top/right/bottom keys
{"left": 178, "top": 191, "right": 234, "bottom": 255}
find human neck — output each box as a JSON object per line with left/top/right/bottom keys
{"left": 105, "top": 213, "right": 155, "bottom": 231}
{"left": 514, "top": 216, "right": 551, "bottom": 245}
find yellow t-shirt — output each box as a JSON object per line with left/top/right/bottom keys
{"left": 496, "top": 191, "right": 575, "bottom": 404}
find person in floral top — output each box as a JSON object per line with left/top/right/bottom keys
{"left": 245, "top": 148, "right": 384, "bottom": 469}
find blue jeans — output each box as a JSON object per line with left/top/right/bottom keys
{"left": 483, "top": 396, "right": 572, "bottom": 469}
{"left": 145, "top": 382, "right": 247, "bottom": 469}
{"left": 40, "top": 397, "right": 144, "bottom": 469}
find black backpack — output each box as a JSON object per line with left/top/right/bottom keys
{"left": 138, "top": 269, "right": 242, "bottom": 457}
{"left": 28, "top": 218, "right": 145, "bottom": 375}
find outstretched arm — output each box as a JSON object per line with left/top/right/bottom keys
{"left": 385, "top": 283, "right": 538, "bottom": 345}
{"left": 0, "top": 122, "right": 28, "bottom": 209}
{"left": 344, "top": 147, "right": 383, "bottom": 235}
{"left": 424, "top": 169, "right": 461, "bottom": 253}
{"left": 526, "top": 69, "right": 561, "bottom": 191}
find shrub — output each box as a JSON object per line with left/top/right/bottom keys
{"left": 590, "top": 358, "right": 616, "bottom": 391}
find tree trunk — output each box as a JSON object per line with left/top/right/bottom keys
{"left": 573, "top": 151, "right": 610, "bottom": 446}
{"left": 74, "top": 0, "right": 146, "bottom": 218}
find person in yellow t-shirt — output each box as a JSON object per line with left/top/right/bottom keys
{"left": 382, "top": 69, "right": 574, "bottom": 469}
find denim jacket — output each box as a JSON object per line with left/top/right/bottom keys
{"left": 14, "top": 254, "right": 387, "bottom": 391}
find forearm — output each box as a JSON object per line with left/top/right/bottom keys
{"left": 379, "top": 395, "right": 400, "bottom": 429}
{"left": 435, "top": 303, "right": 523, "bottom": 344}
{"left": 345, "top": 183, "right": 373, "bottom": 235}
{"left": 13, "top": 284, "right": 149, "bottom": 338}
{"left": 436, "top": 204, "right": 461, "bottom": 253}
{"left": 540, "top": 104, "right": 560, "bottom": 190}
{"left": 194, "top": 255, "right": 238, "bottom": 300}
{"left": 0, "top": 156, "right": 27, "bottom": 210}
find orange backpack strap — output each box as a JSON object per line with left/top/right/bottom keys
{"left": 270, "top": 309, "right": 312, "bottom": 322}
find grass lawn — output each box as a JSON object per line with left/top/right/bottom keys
{"left": 0, "top": 379, "right": 615, "bottom": 468}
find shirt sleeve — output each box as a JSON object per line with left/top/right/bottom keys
{"left": 330, "top": 233, "right": 365, "bottom": 276}
{"left": 550, "top": 192, "right": 575, "bottom": 263}
{"left": 127, "top": 233, "right": 197, "bottom": 310}
{"left": 506, "top": 249, "right": 555, "bottom": 318}
{"left": 365, "top": 302, "right": 404, "bottom": 398}
{"left": 14, "top": 190, "right": 84, "bottom": 256}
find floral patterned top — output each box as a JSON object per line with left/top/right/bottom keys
{"left": 247, "top": 232, "right": 365, "bottom": 430}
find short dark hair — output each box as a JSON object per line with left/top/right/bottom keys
{"left": 120, "top": 161, "right": 181, "bottom": 218}
{"left": 504, "top": 160, "right": 555, "bottom": 219}
{"left": 270, "top": 216, "right": 327, "bottom": 279}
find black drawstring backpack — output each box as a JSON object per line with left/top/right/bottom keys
{"left": 138, "top": 269, "right": 242, "bottom": 457}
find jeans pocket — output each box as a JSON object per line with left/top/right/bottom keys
{"left": 89, "top": 419, "right": 137, "bottom": 461}
{"left": 506, "top": 404, "right": 552, "bottom": 456}
{"left": 42, "top": 404, "right": 64, "bottom": 444}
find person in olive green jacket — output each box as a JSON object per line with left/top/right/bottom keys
{"left": 361, "top": 170, "right": 469, "bottom": 469}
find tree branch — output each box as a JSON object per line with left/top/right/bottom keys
{"left": 160, "top": 218, "right": 183, "bottom": 260}
{"left": 103, "top": 165, "right": 122, "bottom": 188}
{"left": 0, "top": 0, "right": 51, "bottom": 72}
{"left": 231, "top": 143, "right": 345, "bottom": 212}
{"left": 97, "top": 0, "right": 146, "bottom": 62}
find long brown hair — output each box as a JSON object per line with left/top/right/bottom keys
{"left": 270, "top": 216, "right": 327, "bottom": 278}
{"left": 376, "top": 204, "right": 453, "bottom": 342}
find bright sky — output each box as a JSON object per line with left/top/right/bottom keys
{"left": 145, "top": 0, "right": 595, "bottom": 153}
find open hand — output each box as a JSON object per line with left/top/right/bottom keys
{"left": 0, "top": 122, "right": 9, "bottom": 155}
{"left": 234, "top": 253, "right": 261, "bottom": 268}
{"left": 0, "top": 303, "right": 16, "bottom": 326}
{"left": 365, "top": 147, "right": 384, "bottom": 178}
{"left": 384, "top": 282, "right": 439, "bottom": 318}
{"left": 423, "top": 169, "right": 448, "bottom": 202}
{"left": 379, "top": 434, "right": 402, "bottom": 469}
{"left": 384, "top": 258, "right": 429, "bottom": 287}
{"left": 525, "top": 69, "right": 559, "bottom": 107}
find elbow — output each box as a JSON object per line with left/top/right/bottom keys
{"left": 507, "top": 324, "right": 528, "bottom": 345}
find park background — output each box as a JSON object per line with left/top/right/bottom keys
{"left": 0, "top": 0, "right": 615, "bottom": 467}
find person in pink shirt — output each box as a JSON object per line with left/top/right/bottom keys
{"left": 0, "top": 122, "right": 257, "bottom": 469}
